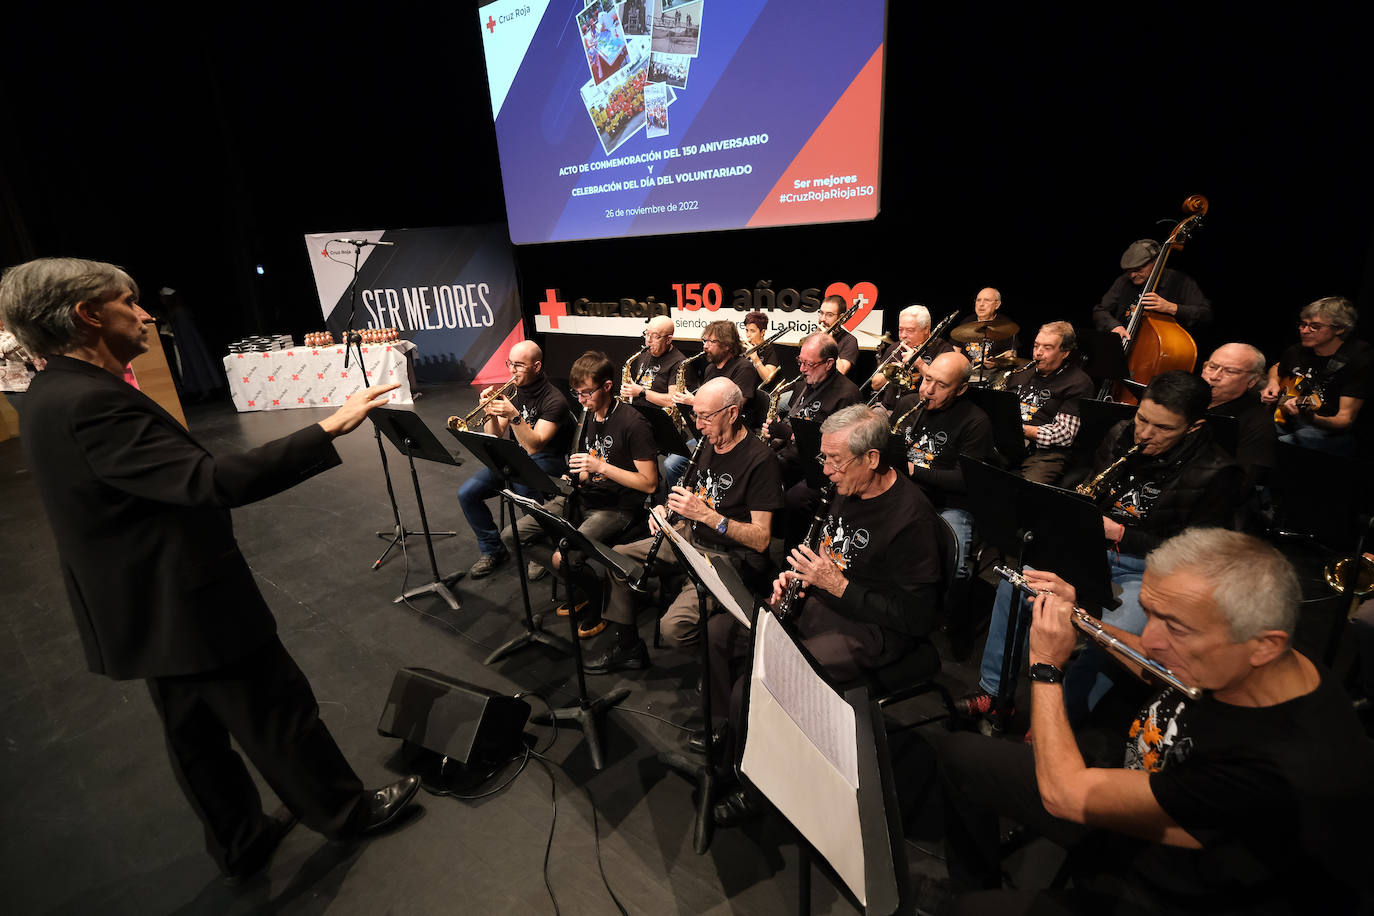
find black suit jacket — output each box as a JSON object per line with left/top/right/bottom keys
{"left": 21, "top": 356, "right": 342, "bottom": 680}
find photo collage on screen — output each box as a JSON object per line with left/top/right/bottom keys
{"left": 577, "top": 0, "right": 704, "bottom": 155}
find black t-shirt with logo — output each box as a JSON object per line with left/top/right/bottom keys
{"left": 788, "top": 370, "right": 861, "bottom": 423}
{"left": 893, "top": 393, "right": 994, "bottom": 511}
{"left": 807, "top": 474, "right": 941, "bottom": 638}
{"left": 1276, "top": 338, "right": 1372, "bottom": 418}
{"left": 576, "top": 401, "right": 658, "bottom": 512}
{"left": 955, "top": 315, "right": 1019, "bottom": 365}
{"left": 511, "top": 375, "right": 574, "bottom": 457}
{"left": 1007, "top": 362, "right": 1094, "bottom": 427}
{"left": 703, "top": 354, "right": 759, "bottom": 422}
{"left": 628, "top": 346, "right": 687, "bottom": 404}
{"left": 686, "top": 433, "right": 784, "bottom": 551}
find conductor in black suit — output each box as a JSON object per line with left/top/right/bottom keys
{"left": 0, "top": 257, "right": 421, "bottom": 884}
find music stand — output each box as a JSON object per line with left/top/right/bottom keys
{"left": 448, "top": 429, "right": 571, "bottom": 665}
{"left": 1200, "top": 412, "right": 1239, "bottom": 459}
{"left": 372, "top": 423, "right": 459, "bottom": 570}
{"left": 791, "top": 419, "right": 825, "bottom": 489}
{"left": 960, "top": 456, "right": 1113, "bottom": 721}
{"left": 502, "top": 490, "right": 635, "bottom": 771}
{"left": 1077, "top": 329, "right": 1131, "bottom": 398}
{"left": 630, "top": 400, "right": 691, "bottom": 457}
{"left": 962, "top": 387, "right": 1029, "bottom": 467}
{"left": 1067, "top": 399, "right": 1136, "bottom": 479}
{"left": 368, "top": 408, "right": 465, "bottom": 610}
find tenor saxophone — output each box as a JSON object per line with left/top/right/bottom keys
{"left": 1075, "top": 443, "right": 1144, "bottom": 503}
{"left": 665, "top": 350, "right": 706, "bottom": 441}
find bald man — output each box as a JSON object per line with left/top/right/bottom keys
{"left": 953, "top": 287, "right": 1019, "bottom": 369}
{"left": 458, "top": 339, "right": 574, "bottom": 578}
{"left": 620, "top": 315, "right": 687, "bottom": 410}
{"left": 1201, "top": 342, "right": 1276, "bottom": 484}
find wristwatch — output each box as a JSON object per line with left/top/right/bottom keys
{"left": 1028, "top": 663, "right": 1064, "bottom": 684}
{"left": 509, "top": 411, "right": 523, "bottom": 426}
{"left": 715, "top": 515, "right": 729, "bottom": 535}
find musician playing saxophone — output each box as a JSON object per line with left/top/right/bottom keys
{"left": 707, "top": 405, "right": 943, "bottom": 826}
{"left": 937, "top": 529, "right": 1374, "bottom": 915}
{"left": 966, "top": 372, "right": 1244, "bottom": 723}
{"left": 671, "top": 319, "right": 758, "bottom": 422}
{"left": 585, "top": 378, "right": 783, "bottom": 674}
{"left": 619, "top": 315, "right": 685, "bottom": 409}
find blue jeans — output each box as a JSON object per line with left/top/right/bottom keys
{"left": 940, "top": 507, "right": 975, "bottom": 580}
{"left": 1276, "top": 422, "right": 1357, "bottom": 458}
{"left": 458, "top": 450, "right": 564, "bottom": 557}
{"left": 978, "top": 551, "right": 1147, "bottom": 698}
{"left": 662, "top": 438, "right": 698, "bottom": 493}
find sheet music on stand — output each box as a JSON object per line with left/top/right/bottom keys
{"left": 741, "top": 612, "right": 867, "bottom": 905}
{"left": 649, "top": 506, "right": 752, "bottom": 629}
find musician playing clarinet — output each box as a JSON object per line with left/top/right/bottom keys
{"left": 707, "top": 405, "right": 942, "bottom": 826}
{"left": 965, "top": 372, "right": 1244, "bottom": 725}
{"left": 933, "top": 529, "right": 1374, "bottom": 916}
{"left": 585, "top": 378, "right": 783, "bottom": 674}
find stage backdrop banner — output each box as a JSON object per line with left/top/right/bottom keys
{"left": 304, "top": 225, "right": 524, "bottom": 386}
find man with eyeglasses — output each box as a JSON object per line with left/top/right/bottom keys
{"left": 869, "top": 304, "right": 954, "bottom": 410}
{"left": 1200, "top": 342, "right": 1276, "bottom": 484}
{"left": 818, "top": 293, "right": 861, "bottom": 376}
{"left": 1260, "top": 296, "right": 1370, "bottom": 457}
{"left": 672, "top": 319, "right": 758, "bottom": 422}
{"left": 706, "top": 405, "right": 942, "bottom": 825}
{"left": 457, "top": 340, "right": 574, "bottom": 578}
{"left": 586, "top": 377, "right": 783, "bottom": 673}
{"left": 619, "top": 315, "right": 685, "bottom": 410}
{"left": 502, "top": 351, "right": 657, "bottom": 625}
{"left": 1093, "top": 239, "right": 1212, "bottom": 340}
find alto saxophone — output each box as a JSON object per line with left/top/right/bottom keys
{"left": 665, "top": 350, "right": 706, "bottom": 441}
{"left": 1075, "top": 443, "right": 1144, "bottom": 503}
{"left": 758, "top": 374, "right": 803, "bottom": 441}
{"left": 619, "top": 344, "right": 648, "bottom": 403}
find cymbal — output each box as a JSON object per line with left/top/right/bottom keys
{"left": 949, "top": 316, "right": 1020, "bottom": 345}
{"left": 987, "top": 355, "right": 1031, "bottom": 369}
{"left": 857, "top": 328, "right": 896, "bottom": 346}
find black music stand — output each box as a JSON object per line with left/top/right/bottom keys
{"left": 1077, "top": 329, "right": 1131, "bottom": 398}
{"left": 1066, "top": 399, "right": 1136, "bottom": 482}
{"left": 368, "top": 408, "right": 465, "bottom": 610}
{"left": 960, "top": 456, "right": 1113, "bottom": 722}
{"left": 630, "top": 400, "right": 692, "bottom": 457}
{"left": 448, "top": 429, "right": 572, "bottom": 665}
{"left": 372, "top": 423, "right": 459, "bottom": 570}
{"left": 791, "top": 419, "right": 824, "bottom": 488}
{"left": 962, "top": 387, "right": 1029, "bottom": 467}
{"left": 503, "top": 490, "right": 634, "bottom": 771}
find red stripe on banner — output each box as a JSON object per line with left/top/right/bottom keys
{"left": 747, "top": 45, "right": 884, "bottom": 228}
{"left": 473, "top": 322, "right": 526, "bottom": 386}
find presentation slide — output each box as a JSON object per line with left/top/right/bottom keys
{"left": 479, "top": 0, "right": 886, "bottom": 244}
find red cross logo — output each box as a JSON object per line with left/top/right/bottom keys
{"left": 241, "top": 377, "right": 249, "bottom": 384}
{"left": 267, "top": 375, "right": 275, "bottom": 382}
{"left": 312, "top": 349, "right": 319, "bottom": 355}
{"left": 271, "top": 399, "right": 280, "bottom": 406}
{"left": 236, "top": 354, "right": 244, "bottom": 359}
{"left": 322, "top": 397, "right": 330, "bottom": 403}
{"left": 486, "top": 15, "right": 496, "bottom": 32}
{"left": 298, "top": 397, "right": 306, "bottom": 404}
{"left": 262, "top": 353, "right": 270, "bottom": 358}
{"left": 247, "top": 400, "right": 255, "bottom": 407}
{"left": 317, "top": 373, "right": 325, "bottom": 379}
{"left": 341, "top": 371, "right": 348, "bottom": 379}
{"left": 539, "top": 288, "right": 568, "bottom": 329}
{"left": 291, "top": 374, "right": 299, "bottom": 381}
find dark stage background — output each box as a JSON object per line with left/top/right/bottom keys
{"left": 3, "top": 4, "right": 1372, "bottom": 371}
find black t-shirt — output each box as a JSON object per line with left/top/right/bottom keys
{"left": 1092, "top": 267, "right": 1212, "bottom": 331}
{"left": 831, "top": 329, "right": 860, "bottom": 374}
{"left": 805, "top": 474, "right": 941, "bottom": 638}
{"left": 748, "top": 343, "right": 778, "bottom": 372}
{"left": 954, "top": 316, "right": 1019, "bottom": 365}
{"left": 685, "top": 433, "right": 784, "bottom": 551}
{"left": 788, "top": 370, "right": 861, "bottom": 423}
{"left": 1008, "top": 362, "right": 1094, "bottom": 427}
{"left": 1276, "top": 338, "right": 1372, "bottom": 417}
{"left": 511, "top": 375, "right": 573, "bottom": 456}
{"left": 703, "top": 354, "right": 758, "bottom": 420}
{"left": 627, "top": 345, "right": 687, "bottom": 404}
{"left": 1207, "top": 389, "right": 1276, "bottom": 475}
{"left": 893, "top": 394, "right": 994, "bottom": 510}
{"left": 1122, "top": 670, "right": 1374, "bottom": 914}
{"left": 576, "top": 401, "right": 658, "bottom": 512}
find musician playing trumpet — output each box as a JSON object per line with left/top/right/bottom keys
{"left": 457, "top": 340, "right": 574, "bottom": 579}
{"left": 966, "top": 372, "right": 1245, "bottom": 723}
{"left": 707, "top": 406, "right": 943, "bottom": 826}
{"left": 936, "top": 529, "right": 1374, "bottom": 915}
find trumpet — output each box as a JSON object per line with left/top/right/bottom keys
{"left": 447, "top": 377, "right": 517, "bottom": 432}
{"left": 618, "top": 344, "right": 648, "bottom": 403}
{"left": 993, "top": 565, "right": 1202, "bottom": 700}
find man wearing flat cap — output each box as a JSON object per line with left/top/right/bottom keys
{"left": 1092, "top": 239, "right": 1212, "bottom": 340}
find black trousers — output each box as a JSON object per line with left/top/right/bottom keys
{"left": 147, "top": 636, "right": 364, "bottom": 874}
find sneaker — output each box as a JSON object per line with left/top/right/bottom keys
{"left": 469, "top": 549, "right": 508, "bottom": 579}
{"left": 582, "top": 638, "right": 650, "bottom": 675}
{"left": 526, "top": 561, "right": 548, "bottom": 581}
{"left": 955, "top": 690, "right": 1002, "bottom": 718}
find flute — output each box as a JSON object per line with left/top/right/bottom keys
{"left": 993, "top": 565, "right": 1203, "bottom": 700}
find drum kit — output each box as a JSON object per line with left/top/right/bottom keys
{"left": 947, "top": 316, "right": 1028, "bottom": 387}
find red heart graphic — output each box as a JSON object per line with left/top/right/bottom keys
{"left": 823, "top": 281, "right": 879, "bottom": 329}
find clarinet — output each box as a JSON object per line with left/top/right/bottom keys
{"left": 565, "top": 407, "right": 593, "bottom": 527}
{"left": 626, "top": 437, "right": 710, "bottom": 594}
{"left": 775, "top": 483, "right": 836, "bottom": 621}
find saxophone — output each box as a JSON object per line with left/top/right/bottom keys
{"left": 666, "top": 350, "right": 707, "bottom": 441}
{"left": 889, "top": 397, "right": 928, "bottom": 436}
{"left": 1075, "top": 443, "right": 1144, "bottom": 504}
{"left": 758, "top": 374, "right": 803, "bottom": 441}
{"left": 619, "top": 344, "right": 648, "bottom": 403}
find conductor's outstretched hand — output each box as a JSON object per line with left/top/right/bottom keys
{"left": 317, "top": 383, "right": 402, "bottom": 437}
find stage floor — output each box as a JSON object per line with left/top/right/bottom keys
{"left": 0, "top": 382, "right": 981, "bottom": 915}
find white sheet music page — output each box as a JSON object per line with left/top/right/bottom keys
{"left": 650, "top": 506, "right": 751, "bottom": 628}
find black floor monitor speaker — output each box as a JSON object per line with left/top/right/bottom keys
{"left": 377, "top": 667, "right": 531, "bottom": 767}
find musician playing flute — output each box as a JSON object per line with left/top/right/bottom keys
{"left": 707, "top": 405, "right": 942, "bottom": 826}
{"left": 584, "top": 378, "right": 783, "bottom": 674}
{"left": 933, "top": 529, "right": 1374, "bottom": 916}
{"left": 966, "top": 372, "right": 1244, "bottom": 724}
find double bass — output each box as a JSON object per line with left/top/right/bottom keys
{"left": 1106, "top": 194, "right": 1208, "bottom": 404}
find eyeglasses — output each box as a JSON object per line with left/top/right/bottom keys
{"left": 796, "top": 358, "right": 830, "bottom": 370}
{"left": 505, "top": 359, "right": 531, "bottom": 370}
{"left": 1297, "top": 320, "right": 1331, "bottom": 331}
{"left": 1201, "top": 361, "right": 1253, "bottom": 378}
{"left": 644, "top": 331, "right": 671, "bottom": 340}
{"left": 695, "top": 405, "right": 731, "bottom": 424}
{"left": 815, "top": 451, "right": 863, "bottom": 472}
{"left": 700, "top": 338, "right": 720, "bottom": 345}
{"left": 572, "top": 385, "right": 602, "bottom": 400}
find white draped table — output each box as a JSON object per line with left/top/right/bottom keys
{"left": 223, "top": 341, "right": 415, "bottom": 412}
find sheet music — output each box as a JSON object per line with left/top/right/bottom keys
{"left": 755, "top": 611, "right": 858, "bottom": 787}
{"left": 650, "top": 506, "right": 751, "bottom": 628}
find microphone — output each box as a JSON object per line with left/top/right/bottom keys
{"left": 330, "top": 238, "right": 397, "bottom": 247}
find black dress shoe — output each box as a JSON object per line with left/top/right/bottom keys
{"left": 712, "top": 785, "right": 769, "bottom": 828}
{"left": 343, "top": 775, "right": 421, "bottom": 839}
{"left": 687, "top": 723, "right": 728, "bottom": 755}
{"left": 223, "top": 808, "right": 298, "bottom": 886}
{"left": 582, "top": 638, "right": 650, "bottom": 675}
